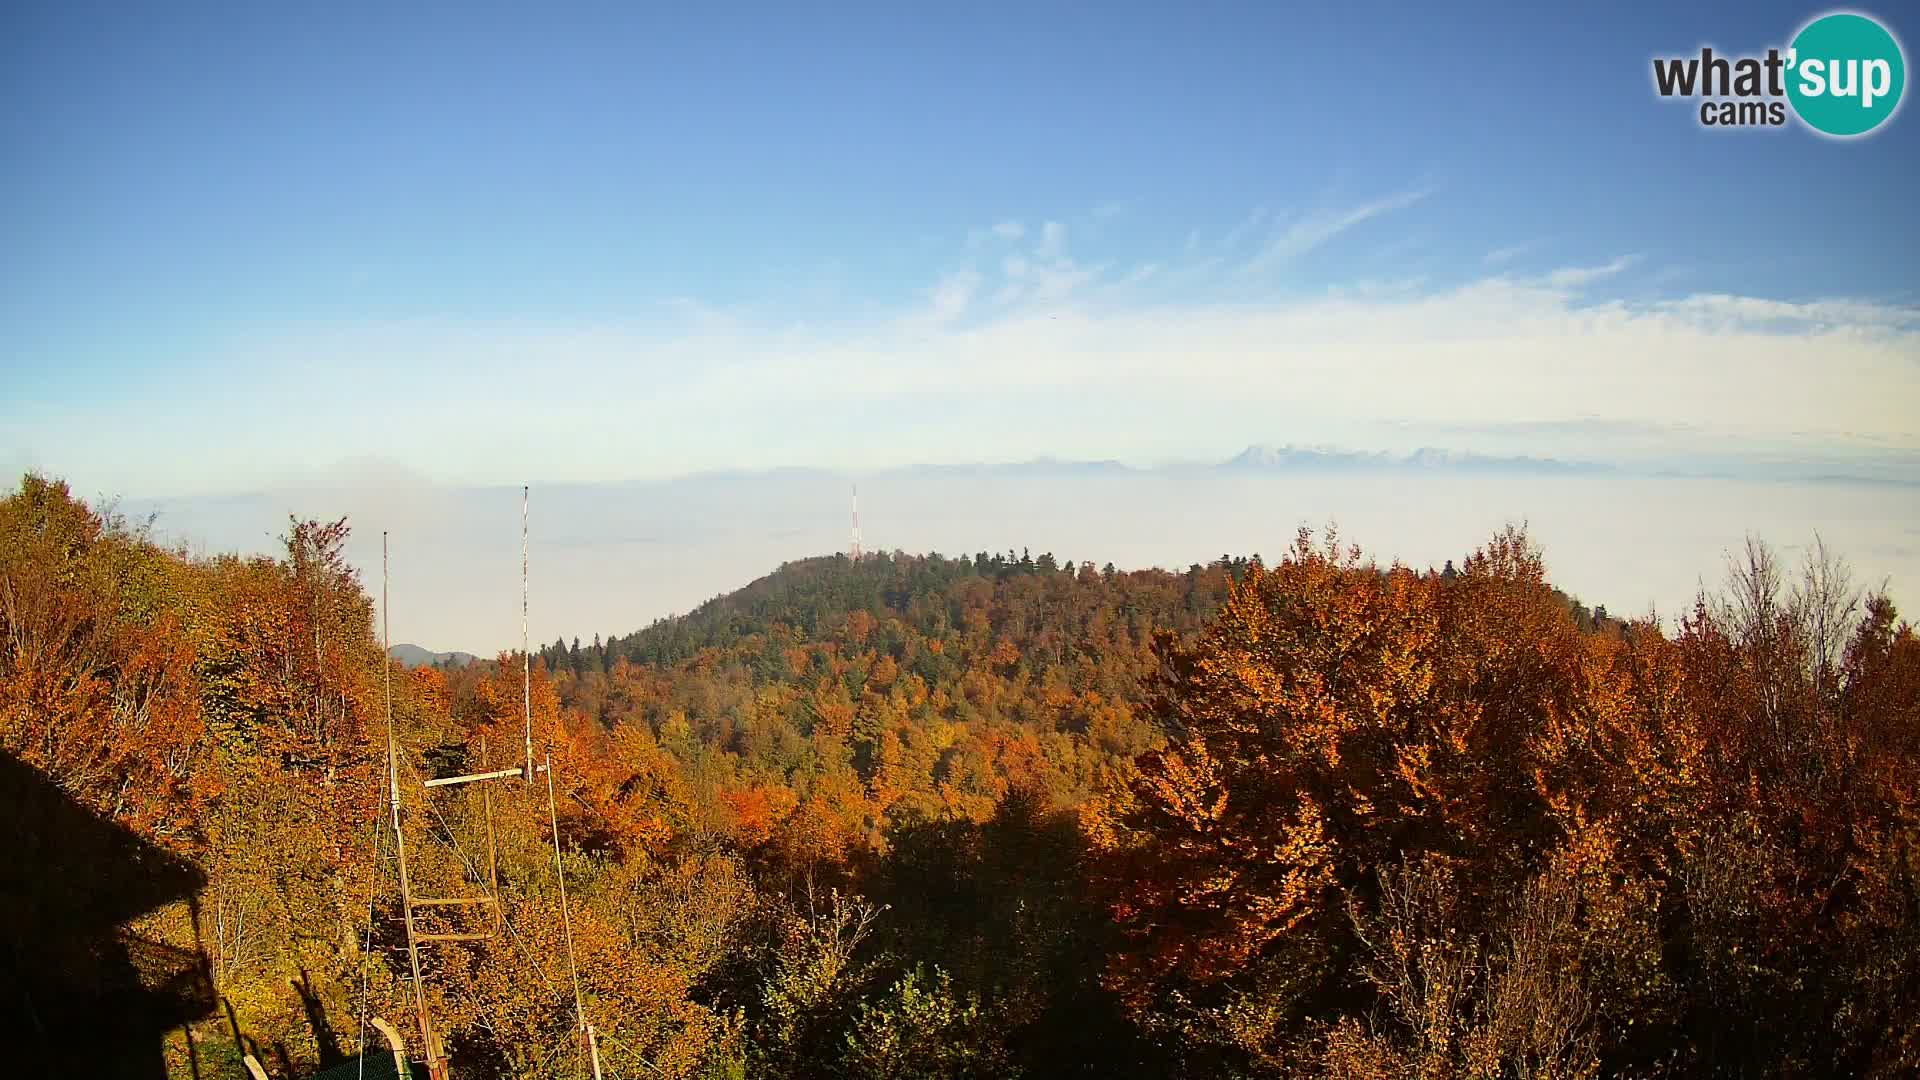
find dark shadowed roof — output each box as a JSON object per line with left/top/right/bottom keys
{"left": 1, "top": 751, "right": 215, "bottom": 1077}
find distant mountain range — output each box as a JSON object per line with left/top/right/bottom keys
{"left": 1220, "top": 444, "right": 1605, "bottom": 474}
{"left": 908, "top": 456, "right": 1135, "bottom": 475}
{"left": 891, "top": 446, "right": 1607, "bottom": 476}
{"left": 388, "top": 643, "right": 478, "bottom": 669}
{"left": 556, "top": 445, "right": 1911, "bottom": 487}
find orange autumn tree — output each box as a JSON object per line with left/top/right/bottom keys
{"left": 0, "top": 475, "right": 212, "bottom": 843}
{"left": 1649, "top": 543, "right": 1920, "bottom": 1074}
{"left": 1086, "top": 526, "right": 1920, "bottom": 1078}
{"left": 1086, "top": 527, "right": 1627, "bottom": 1067}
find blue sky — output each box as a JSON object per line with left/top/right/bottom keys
{"left": 4, "top": 1, "right": 1917, "bottom": 496}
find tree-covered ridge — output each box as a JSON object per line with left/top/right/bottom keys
{"left": 5, "top": 473, "right": 1917, "bottom": 1079}
{"left": 548, "top": 548, "right": 1238, "bottom": 669}
{"left": 562, "top": 548, "right": 1616, "bottom": 678}
{"left": 534, "top": 551, "right": 1240, "bottom": 813}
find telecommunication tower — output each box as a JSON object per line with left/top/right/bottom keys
{"left": 849, "top": 483, "right": 863, "bottom": 560}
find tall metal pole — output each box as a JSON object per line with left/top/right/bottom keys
{"left": 385, "top": 534, "right": 446, "bottom": 1080}
{"left": 523, "top": 484, "right": 534, "bottom": 784}
{"left": 545, "top": 752, "right": 601, "bottom": 1080}
{"left": 480, "top": 735, "right": 501, "bottom": 935}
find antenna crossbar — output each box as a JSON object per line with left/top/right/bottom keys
{"left": 423, "top": 766, "right": 528, "bottom": 788}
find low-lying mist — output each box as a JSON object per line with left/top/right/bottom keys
{"left": 127, "top": 468, "right": 1917, "bottom": 655}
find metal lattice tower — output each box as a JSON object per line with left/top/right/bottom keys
{"left": 849, "top": 483, "right": 862, "bottom": 561}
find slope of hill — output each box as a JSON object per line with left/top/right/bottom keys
{"left": 387, "top": 643, "right": 478, "bottom": 668}
{"left": 612, "top": 549, "right": 1230, "bottom": 663}
{"left": 530, "top": 550, "right": 1252, "bottom": 815}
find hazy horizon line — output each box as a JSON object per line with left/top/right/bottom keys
{"left": 36, "top": 439, "right": 1920, "bottom": 505}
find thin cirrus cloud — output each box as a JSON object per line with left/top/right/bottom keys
{"left": 925, "top": 269, "right": 982, "bottom": 323}
{"left": 1239, "top": 188, "right": 1434, "bottom": 275}
{"left": 11, "top": 189, "right": 1919, "bottom": 498}
{"left": 1654, "top": 294, "right": 1920, "bottom": 331}
{"left": 1482, "top": 243, "right": 1533, "bottom": 266}
{"left": 1542, "top": 254, "right": 1641, "bottom": 289}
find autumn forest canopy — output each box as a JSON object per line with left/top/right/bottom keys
{"left": 4, "top": 471, "right": 1918, "bottom": 1079}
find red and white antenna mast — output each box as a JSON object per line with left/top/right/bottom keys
{"left": 849, "top": 483, "right": 862, "bottom": 561}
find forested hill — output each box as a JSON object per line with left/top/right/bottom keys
{"left": 543, "top": 549, "right": 1242, "bottom": 672}
{"left": 527, "top": 551, "right": 1251, "bottom": 818}
{"left": 518, "top": 548, "right": 1632, "bottom": 821}
{"left": 547, "top": 548, "right": 1620, "bottom": 678}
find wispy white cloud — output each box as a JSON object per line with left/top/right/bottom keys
{"left": 1220, "top": 208, "right": 1269, "bottom": 249}
{"left": 1333, "top": 276, "right": 1430, "bottom": 299}
{"left": 1656, "top": 294, "right": 1920, "bottom": 331}
{"left": 1483, "top": 243, "right": 1532, "bottom": 265}
{"left": 990, "top": 249, "right": 1102, "bottom": 308}
{"left": 925, "top": 270, "right": 981, "bottom": 323}
{"left": 966, "top": 220, "right": 1026, "bottom": 248}
{"left": 1028, "top": 259, "right": 1102, "bottom": 303}
{"left": 1542, "top": 254, "right": 1640, "bottom": 289}
{"left": 1242, "top": 188, "right": 1432, "bottom": 274}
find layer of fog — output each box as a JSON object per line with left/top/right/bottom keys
{"left": 125, "top": 470, "right": 1919, "bottom": 656}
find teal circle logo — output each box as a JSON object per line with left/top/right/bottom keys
{"left": 1787, "top": 12, "right": 1906, "bottom": 136}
